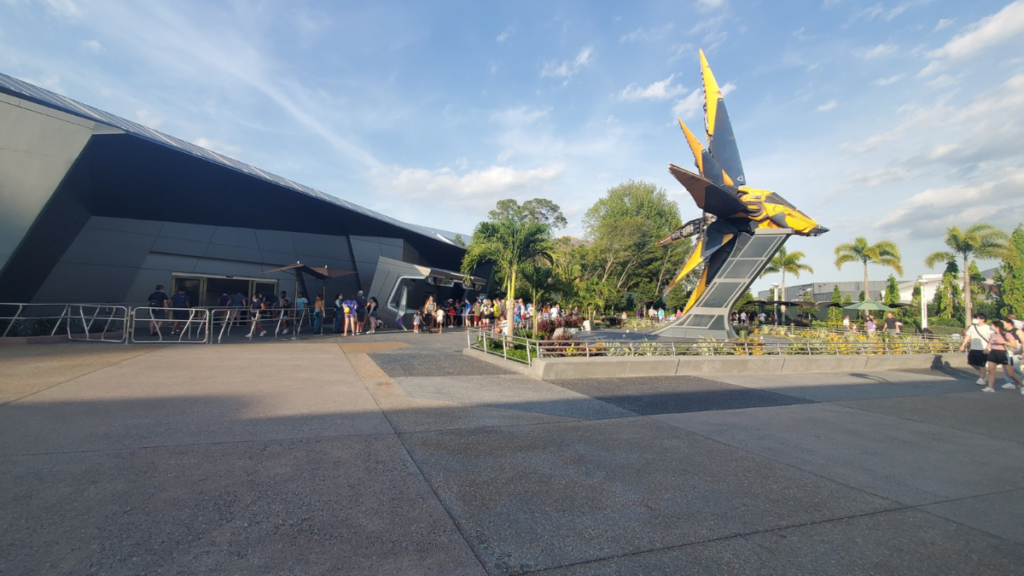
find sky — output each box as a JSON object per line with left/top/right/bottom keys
{"left": 2, "top": 0, "right": 1023, "bottom": 294}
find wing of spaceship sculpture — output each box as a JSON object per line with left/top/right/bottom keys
{"left": 662, "top": 49, "right": 828, "bottom": 313}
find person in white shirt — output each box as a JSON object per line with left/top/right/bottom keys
{"left": 959, "top": 313, "right": 994, "bottom": 385}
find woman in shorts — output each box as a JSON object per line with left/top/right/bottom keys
{"left": 367, "top": 297, "right": 379, "bottom": 334}
{"left": 983, "top": 320, "right": 1024, "bottom": 393}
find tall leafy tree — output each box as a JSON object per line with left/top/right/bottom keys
{"left": 582, "top": 180, "right": 682, "bottom": 292}
{"left": 462, "top": 216, "right": 554, "bottom": 336}
{"left": 925, "top": 223, "right": 1008, "bottom": 327}
{"left": 1000, "top": 225, "right": 1024, "bottom": 317}
{"left": 488, "top": 198, "right": 568, "bottom": 230}
{"left": 883, "top": 274, "right": 901, "bottom": 306}
{"left": 760, "top": 246, "right": 814, "bottom": 312}
{"left": 833, "top": 237, "right": 903, "bottom": 299}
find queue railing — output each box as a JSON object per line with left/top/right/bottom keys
{"left": 1, "top": 302, "right": 129, "bottom": 343}
{"left": 129, "top": 307, "right": 210, "bottom": 344}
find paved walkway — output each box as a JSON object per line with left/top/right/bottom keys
{"left": 1, "top": 333, "right": 1023, "bottom": 575}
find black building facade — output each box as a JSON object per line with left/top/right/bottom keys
{"left": 0, "top": 73, "right": 480, "bottom": 309}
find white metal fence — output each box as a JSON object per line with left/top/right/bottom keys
{"left": 1, "top": 303, "right": 129, "bottom": 343}
{"left": 467, "top": 328, "right": 960, "bottom": 366}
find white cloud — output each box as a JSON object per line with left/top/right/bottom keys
{"left": 926, "top": 74, "right": 959, "bottom": 88}
{"left": 497, "top": 148, "right": 515, "bottom": 162}
{"left": 135, "top": 108, "right": 162, "bottom": 128}
{"left": 371, "top": 163, "right": 565, "bottom": 208}
{"left": 860, "top": 43, "right": 897, "bottom": 59}
{"left": 850, "top": 167, "right": 914, "bottom": 186}
{"left": 496, "top": 27, "right": 512, "bottom": 42}
{"left": 876, "top": 169, "right": 1024, "bottom": 236}
{"left": 618, "top": 74, "right": 688, "bottom": 100}
{"left": 620, "top": 23, "right": 674, "bottom": 43}
{"left": 671, "top": 81, "right": 735, "bottom": 119}
{"left": 541, "top": 47, "right": 593, "bottom": 79}
{"left": 921, "top": 1, "right": 1024, "bottom": 75}
{"left": 872, "top": 74, "right": 905, "bottom": 86}
{"left": 194, "top": 137, "right": 241, "bottom": 157}
{"left": 42, "top": 0, "right": 82, "bottom": 17}
{"left": 933, "top": 18, "right": 954, "bottom": 31}
{"left": 816, "top": 99, "right": 837, "bottom": 112}
{"left": 885, "top": 0, "right": 932, "bottom": 20}
{"left": 491, "top": 106, "right": 549, "bottom": 127}
{"left": 696, "top": 0, "right": 726, "bottom": 11}
{"left": 80, "top": 39, "right": 103, "bottom": 53}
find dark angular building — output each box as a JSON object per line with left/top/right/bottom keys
{"left": 0, "top": 73, "right": 484, "bottom": 314}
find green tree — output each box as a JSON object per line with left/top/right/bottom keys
{"left": 925, "top": 223, "right": 1008, "bottom": 327}
{"left": 583, "top": 180, "right": 682, "bottom": 292}
{"left": 828, "top": 285, "right": 842, "bottom": 324}
{"left": 760, "top": 246, "right": 814, "bottom": 317}
{"left": 574, "top": 278, "right": 621, "bottom": 322}
{"left": 1000, "top": 225, "right": 1024, "bottom": 316}
{"left": 666, "top": 282, "right": 693, "bottom": 312}
{"left": 462, "top": 215, "right": 554, "bottom": 336}
{"left": 833, "top": 237, "right": 903, "bottom": 299}
{"left": 488, "top": 198, "right": 568, "bottom": 230}
{"left": 883, "top": 274, "right": 901, "bottom": 306}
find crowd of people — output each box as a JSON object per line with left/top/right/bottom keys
{"left": 410, "top": 296, "right": 585, "bottom": 334}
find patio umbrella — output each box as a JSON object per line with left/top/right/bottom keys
{"left": 887, "top": 302, "right": 915, "bottom": 308}
{"left": 263, "top": 263, "right": 357, "bottom": 304}
{"left": 816, "top": 302, "right": 843, "bottom": 308}
{"left": 843, "top": 300, "right": 893, "bottom": 312}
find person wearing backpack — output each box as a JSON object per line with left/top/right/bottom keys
{"left": 960, "top": 313, "right": 994, "bottom": 385}
{"left": 147, "top": 284, "right": 170, "bottom": 336}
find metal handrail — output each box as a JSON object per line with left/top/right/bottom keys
{"left": 1, "top": 302, "right": 127, "bottom": 342}
{"left": 466, "top": 328, "right": 959, "bottom": 361}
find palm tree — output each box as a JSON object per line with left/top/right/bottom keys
{"left": 518, "top": 262, "right": 554, "bottom": 339}
{"left": 462, "top": 218, "right": 554, "bottom": 336}
{"left": 925, "top": 223, "right": 1007, "bottom": 327}
{"left": 760, "top": 246, "right": 814, "bottom": 313}
{"left": 833, "top": 237, "right": 903, "bottom": 300}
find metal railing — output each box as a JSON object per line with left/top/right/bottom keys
{"left": 467, "top": 328, "right": 960, "bottom": 364}
{"left": 129, "top": 307, "right": 210, "bottom": 344}
{"left": 1, "top": 303, "right": 129, "bottom": 343}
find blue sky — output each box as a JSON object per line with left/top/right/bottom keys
{"left": 2, "top": 0, "right": 1023, "bottom": 293}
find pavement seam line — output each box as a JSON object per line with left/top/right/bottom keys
{"left": 347, "top": 351, "right": 493, "bottom": 576}
{"left": 0, "top": 345, "right": 164, "bottom": 407}
{"left": 522, "top": 495, "right": 1016, "bottom": 576}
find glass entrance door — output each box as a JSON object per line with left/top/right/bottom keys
{"left": 172, "top": 277, "right": 202, "bottom": 309}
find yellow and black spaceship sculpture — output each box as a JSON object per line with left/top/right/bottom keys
{"left": 653, "top": 50, "right": 828, "bottom": 339}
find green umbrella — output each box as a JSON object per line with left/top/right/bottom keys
{"left": 843, "top": 300, "right": 893, "bottom": 312}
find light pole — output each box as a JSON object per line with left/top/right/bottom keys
{"left": 916, "top": 276, "right": 928, "bottom": 332}
{"left": 771, "top": 283, "right": 779, "bottom": 326}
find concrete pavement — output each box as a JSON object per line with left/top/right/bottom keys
{"left": 1, "top": 332, "right": 1022, "bottom": 574}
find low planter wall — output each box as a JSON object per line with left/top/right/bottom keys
{"left": 463, "top": 347, "right": 969, "bottom": 380}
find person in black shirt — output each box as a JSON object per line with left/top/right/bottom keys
{"left": 147, "top": 284, "right": 170, "bottom": 336}
{"left": 170, "top": 287, "right": 190, "bottom": 335}
{"left": 248, "top": 292, "right": 267, "bottom": 338}
{"left": 355, "top": 290, "right": 367, "bottom": 335}
{"left": 883, "top": 312, "right": 901, "bottom": 333}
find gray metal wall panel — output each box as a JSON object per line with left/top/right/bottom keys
{"left": 0, "top": 97, "right": 94, "bottom": 273}
{"left": 291, "top": 232, "right": 351, "bottom": 260}
{"left": 210, "top": 227, "right": 258, "bottom": 248}
{"left": 203, "top": 244, "right": 263, "bottom": 263}
{"left": 260, "top": 250, "right": 299, "bottom": 266}
{"left": 151, "top": 236, "right": 208, "bottom": 257}
{"left": 125, "top": 269, "right": 173, "bottom": 305}
{"left": 33, "top": 262, "right": 138, "bottom": 303}
{"left": 158, "top": 222, "right": 216, "bottom": 243}
{"left": 139, "top": 253, "right": 201, "bottom": 272}
{"left": 86, "top": 216, "right": 163, "bottom": 235}
{"left": 58, "top": 227, "right": 155, "bottom": 267}
{"left": 191, "top": 258, "right": 266, "bottom": 277}
{"left": 255, "top": 230, "right": 296, "bottom": 253}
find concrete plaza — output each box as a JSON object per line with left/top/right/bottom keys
{"left": 1, "top": 333, "right": 1023, "bottom": 575}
